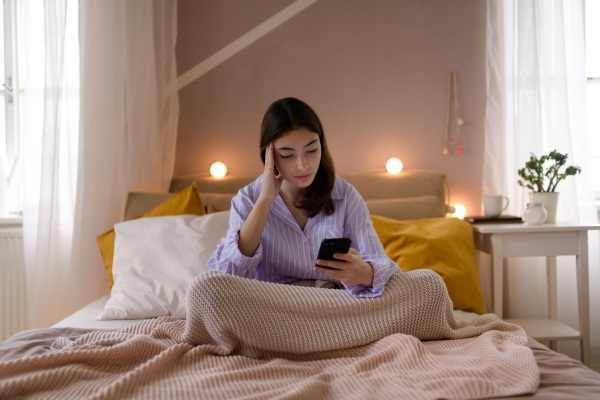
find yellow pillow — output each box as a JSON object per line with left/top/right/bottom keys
{"left": 97, "top": 182, "right": 206, "bottom": 291}
{"left": 371, "top": 215, "right": 486, "bottom": 314}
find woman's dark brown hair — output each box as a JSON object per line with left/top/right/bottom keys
{"left": 260, "top": 97, "right": 335, "bottom": 217}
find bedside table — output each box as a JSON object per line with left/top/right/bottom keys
{"left": 471, "top": 221, "right": 600, "bottom": 366}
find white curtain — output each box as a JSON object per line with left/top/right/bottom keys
{"left": 484, "top": 0, "right": 599, "bottom": 364}
{"left": 21, "top": 0, "right": 80, "bottom": 330}
{"left": 21, "top": 0, "right": 179, "bottom": 329}
{"left": 484, "top": 0, "right": 595, "bottom": 219}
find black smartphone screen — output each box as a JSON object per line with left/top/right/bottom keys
{"left": 316, "top": 238, "right": 351, "bottom": 268}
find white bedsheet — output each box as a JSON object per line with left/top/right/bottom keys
{"left": 52, "top": 295, "right": 479, "bottom": 330}
{"left": 52, "top": 295, "right": 148, "bottom": 330}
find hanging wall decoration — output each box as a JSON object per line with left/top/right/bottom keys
{"left": 443, "top": 69, "right": 463, "bottom": 155}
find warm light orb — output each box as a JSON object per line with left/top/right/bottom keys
{"left": 210, "top": 162, "right": 227, "bottom": 179}
{"left": 386, "top": 158, "right": 403, "bottom": 174}
{"left": 451, "top": 204, "right": 467, "bottom": 219}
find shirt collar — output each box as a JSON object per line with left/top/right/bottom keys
{"left": 267, "top": 175, "right": 343, "bottom": 233}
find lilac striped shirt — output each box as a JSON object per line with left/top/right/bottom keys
{"left": 207, "top": 175, "right": 401, "bottom": 297}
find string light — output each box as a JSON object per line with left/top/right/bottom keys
{"left": 210, "top": 162, "right": 227, "bottom": 178}
{"left": 386, "top": 158, "right": 403, "bottom": 174}
{"left": 451, "top": 204, "right": 466, "bottom": 219}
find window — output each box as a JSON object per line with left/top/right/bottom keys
{"left": 586, "top": 0, "right": 600, "bottom": 219}
{"left": 0, "top": 0, "right": 18, "bottom": 217}
{"left": 0, "top": 0, "right": 48, "bottom": 217}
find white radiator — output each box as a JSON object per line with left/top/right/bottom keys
{"left": 0, "top": 220, "right": 26, "bottom": 341}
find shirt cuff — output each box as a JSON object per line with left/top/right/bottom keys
{"left": 343, "top": 260, "right": 388, "bottom": 297}
{"left": 226, "top": 230, "right": 264, "bottom": 278}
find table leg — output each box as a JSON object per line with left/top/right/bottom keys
{"left": 577, "top": 231, "right": 590, "bottom": 366}
{"left": 491, "top": 235, "right": 504, "bottom": 318}
{"left": 546, "top": 256, "right": 558, "bottom": 351}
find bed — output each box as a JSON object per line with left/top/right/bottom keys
{"left": 1, "top": 170, "right": 599, "bottom": 399}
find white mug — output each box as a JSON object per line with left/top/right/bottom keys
{"left": 482, "top": 195, "right": 509, "bottom": 218}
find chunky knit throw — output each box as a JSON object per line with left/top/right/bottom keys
{"left": 0, "top": 270, "right": 539, "bottom": 399}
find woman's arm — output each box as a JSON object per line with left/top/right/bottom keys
{"left": 238, "top": 143, "right": 283, "bottom": 256}
{"left": 208, "top": 143, "right": 284, "bottom": 276}
{"left": 207, "top": 190, "right": 262, "bottom": 278}
{"left": 237, "top": 198, "right": 272, "bottom": 256}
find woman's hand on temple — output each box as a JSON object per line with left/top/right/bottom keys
{"left": 314, "top": 248, "right": 374, "bottom": 287}
{"left": 259, "top": 142, "right": 284, "bottom": 205}
{"left": 238, "top": 143, "right": 283, "bottom": 257}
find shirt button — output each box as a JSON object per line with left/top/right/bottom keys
{"left": 302, "top": 237, "right": 307, "bottom": 243}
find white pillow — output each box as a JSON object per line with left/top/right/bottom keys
{"left": 98, "top": 211, "right": 230, "bottom": 320}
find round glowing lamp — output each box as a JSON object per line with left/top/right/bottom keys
{"left": 210, "top": 162, "right": 227, "bottom": 179}
{"left": 386, "top": 158, "right": 403, "bottom": 174}
{"left": 451, "top": 204, "right": 467, "bottom": 219}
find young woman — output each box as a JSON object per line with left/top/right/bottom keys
{"left": 207, "top": 97, "right": 400, "bottom": 297}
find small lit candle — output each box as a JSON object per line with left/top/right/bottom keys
{"left": 210, "top": 162, "right": 227, "bottom": 179}
{"left": 386, "top": 158, "right": 403, "bottom": 174}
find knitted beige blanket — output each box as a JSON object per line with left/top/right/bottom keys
{"left": 0, "top": 270, "right": 539, "bottom": 399}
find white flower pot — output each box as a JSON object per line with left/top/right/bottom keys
{"left": 529, "top": 192, "right": 559, "bottom": 223}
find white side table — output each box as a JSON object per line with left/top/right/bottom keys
{"left": 471, "top": 221, "right": 600, "bottom": 366}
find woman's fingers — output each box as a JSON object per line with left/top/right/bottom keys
{"left": 314, "top": 248, "right": 373, "bottom": 287}
{"left": 264, "top": 143, "right": 273, "bottom": 174}
{"left": 259, "top": 143, "right": 282, "bottom": 204}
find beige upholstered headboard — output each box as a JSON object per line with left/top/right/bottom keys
{"left": 124, "top": 170, "right": 448, "bottom": 221}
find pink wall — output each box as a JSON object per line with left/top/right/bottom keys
{"left": 175, "top": 0, "right": 486, "bottom": 215}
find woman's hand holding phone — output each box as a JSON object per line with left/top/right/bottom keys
{"left": 315, "top": 241, "right": 374, "bottom": 287}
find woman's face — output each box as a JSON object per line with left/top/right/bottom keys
{"left": 273, "top": 127, "right": 321, "bottom": 188}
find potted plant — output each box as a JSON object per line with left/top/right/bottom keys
{"left": 517, "top": 150, "right": 581, "bottom": 223}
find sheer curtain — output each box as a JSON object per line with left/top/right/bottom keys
{"left": 484, "top": 0, "right": 599, "bottom": 365}
{"left": 71, "top": 0, "right": 179, "bottom": 317}
{"left": 21, "top": 0, "right": 79, "bottom": 330}
{"left": 21, "top": 0, "right": 179, "bottom": 329}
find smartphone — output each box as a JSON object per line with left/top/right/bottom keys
{"left": 316, "top": 238, "right": 351, "bottom": 269}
